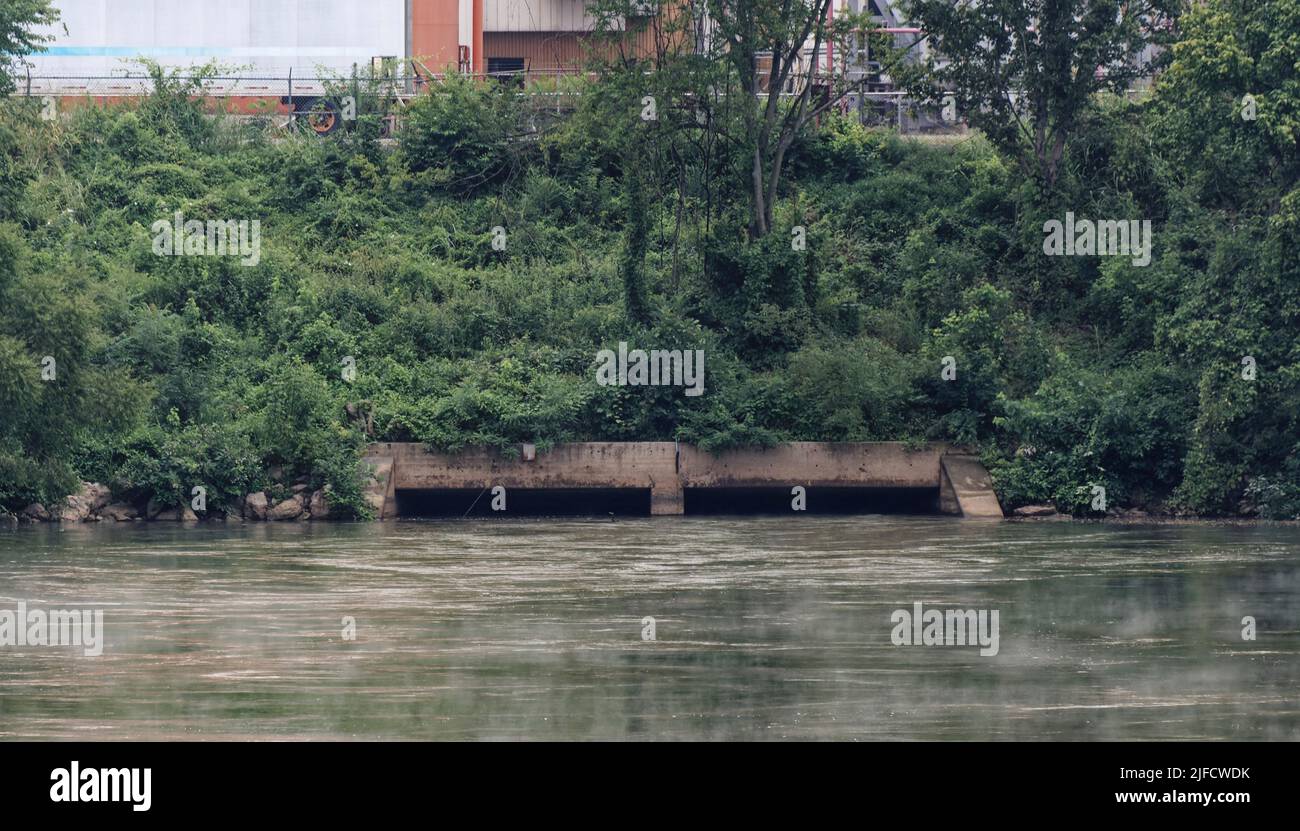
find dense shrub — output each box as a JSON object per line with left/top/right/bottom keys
{"left": 1, "top": 2, "right": 1297, "bottom": 520}
{"left": 399, "top": 75, "right": 523, "bottom": 194}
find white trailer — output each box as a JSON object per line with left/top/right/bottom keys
{"left": 23, "top": 0, "right": 408, "bottom": 105}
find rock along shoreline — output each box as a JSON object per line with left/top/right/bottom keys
{"left": 3, "top": 491, "right": 1291, "bottom": 527}
{"left": 1, "top": 473, "right": 388, "bottom": 527}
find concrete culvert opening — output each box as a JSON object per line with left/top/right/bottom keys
{"left": 369, "top": 442, "right": 1002, "bottom": 519}
{"left": 395, "top": 488, "right": 652, "bottom": 518}
{"left": 684, "top": 486, "right": 941, "bottom": 515}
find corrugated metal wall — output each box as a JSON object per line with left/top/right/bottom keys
{"left": 484, "top": 32, "right": 584, "bottom": 68}
{"left": 484, "top": 24, "right": 657, "bottom": 72}
{"left": 483, "top": 0, "right": 599, "bottom": 33}
{"left": 412, "top": 0, "right": 463, "bottom": 69}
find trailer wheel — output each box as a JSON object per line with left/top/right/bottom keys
{"left": 298, "top": 97, "right": 341, "bottom": 136}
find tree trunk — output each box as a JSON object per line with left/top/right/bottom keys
{"left": 750, "top": 145, "right": 768, "bottom": 238}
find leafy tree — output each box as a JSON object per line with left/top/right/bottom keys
{"left": 619, "top": 142, "right": 653, "bottom": 323}
{"left": 0, "top": 228, "right": 145, "bottom": 511}
{"left": 399, "top": 74, "right": 522, "bottom": 194}
{"left": 1152, "top": 0, "right": 1299, "bottom": 228}
{"left": 0, "top": 0, "right": 58, "bottom": 96}
{"left": 593, "top": 0, "right": 887, "bottom": 238}
{"left": 1148, "top": 0, "right": 1300, "bottom": 513}
{"left": 901, "top": 0, "right": 1178, "bottom": 188}
{"left": 0, "top": 120, "right": 30, "bottom": 221}
{"left": 704, "top": 0, "right": 886, "bottom": 237}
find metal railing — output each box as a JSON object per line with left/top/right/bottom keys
{"left": 854, "top": 91, "right": 959, "bottom": 133}
{"left": 15, "top": 66, "right": 598, "bottom": 98}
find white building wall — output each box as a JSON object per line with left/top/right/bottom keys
{"left": 460, "top": 0, "right": 474, "bottom": 49}
{"left": 27, "top": 0, "right": 406, "bottom": 79}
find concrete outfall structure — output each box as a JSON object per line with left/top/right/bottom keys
{"left": 364, "top": 441, "right": 1003, "bottom": 518}
{"left": 938, "top": 455, "right": 1004, "bottom": 518}
{"left": 4, "top": 445, "right": 1004, "bottom": 524}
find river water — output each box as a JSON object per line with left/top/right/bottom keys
{"left": 1, "top": 517, "right": 1297, "bottom": 740}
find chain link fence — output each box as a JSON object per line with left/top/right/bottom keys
{"left": 15, "top": 70, "right": 419, "bottom": 99}
{"left": 853, "top": 91, "right": 959, "bottom": 134}
{"left": 15, "top": 71, "right": 959, "bottom": 136}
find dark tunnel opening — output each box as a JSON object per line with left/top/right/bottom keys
{"left": 395, "top": 488, "right": 652, "bottom": 517}
{"left": 394, "top": 486, "right": 942, "bottom": 517}
{"left": 684, "top": 486, "right": 940, "bottom": 515}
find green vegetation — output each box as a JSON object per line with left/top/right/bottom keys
{"left": 0, "top": 0, "right": 1297, "bottom": 519}
{"left": 0, "top": 0, "right": 58, "bottom": 97}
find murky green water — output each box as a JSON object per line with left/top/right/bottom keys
{"left": 1, "top": 518, "right": 1297, "bottom": 740}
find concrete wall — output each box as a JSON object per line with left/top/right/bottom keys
{"left": 366, "top": 441, "right": 1001, "bottom": 518}
{"left": 372, "top": 441, "right": 682, "bottom": 515}
{"left": 939, "top": 455, "right": 1004, "bottom": 518}
{"left": 381, "top": 441, "right": 678, "bottom": 490}
{"left": 678, "top": 442, "right": 945, "bottom": 489}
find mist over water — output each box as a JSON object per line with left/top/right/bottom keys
{"left": 1, "top": 518, "right": 1298, "bottom": 740}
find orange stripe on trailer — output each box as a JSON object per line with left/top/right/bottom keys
{"left": 50, "top": 95, "right": 293, "bottom": 115}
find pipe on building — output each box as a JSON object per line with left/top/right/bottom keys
{"left": 406, "top": 0, "right": 414, "bottom": 91}
{"left": 826, "top": 0, "right": 833, "bottom": 77}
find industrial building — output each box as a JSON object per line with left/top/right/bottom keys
{"left": 20, "top": 0, "right": 932, "bottom": 130}
{"left": 22, "top": 1, "right": 660, "bottom": 84}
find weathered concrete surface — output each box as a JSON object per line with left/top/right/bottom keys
{"left": 379, "top": 442, "right": 678, "bottom": 490}
{"left": 360, "top": 451, "right": 398, "bottom": 519}
{"left": 376, "top": 441, "right": 687, "bottom": 517}
{"left": 940, "top": 456, "right": 1004, "bottom": 518}
{"left": 650, "top": 482, "right": 684, "bottom": 515}
{"left": 371, "top": 441, "right": 1002, "bottom": 519}
{"left": 678, "top": 442, "right": 945, "bottom": 489}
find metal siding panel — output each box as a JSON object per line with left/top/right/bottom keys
{"left": 484, "top": 20, "right": 657, "bottom": 72}
{"left": 153, "top": 2, "right": 192, "bottom": 52}
{"left": 105, "top": 0, "right": 154, "bottom": 49}
{"left": 31, "top": 1, "right": 407, "bottom": 78}
{"left": 37, "top": 0, "right": 106, "bottom": 75}
{"left": 484, "top": 0, "right": 598, "bottom": 33}
{"left": 299, "top": 1, "right": 339, "bottom": 49}
{"left": 249, "top": 0, "right": 296, "bottom": 48}
{"left": 485, "top": 0, "right": 506, "bottom": 31}
{"left": 459, "top": 0, "right": 473, "bottom": 46}
{"left": 484, "top": 31, "right": 583, "bottom": 68}
{"left": 411, "top": 0, "right": 461, "bottom": 68}
{"left": 250, "top": 0, "right": 297, "bottom": 76}
{"left": 202, "top": 2, "right": 252, "bottom": 50}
